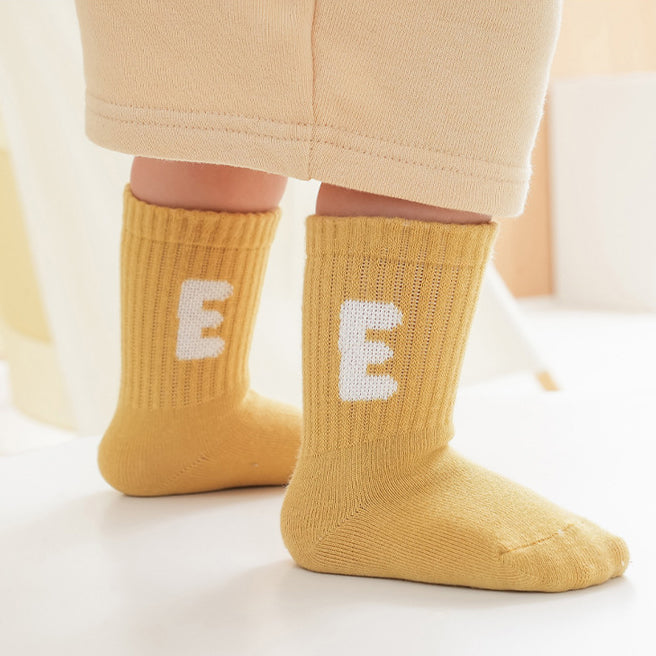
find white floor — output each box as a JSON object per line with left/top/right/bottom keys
{"left": 0, "top": 361, "right": 74, "bottom": 456}
{"left": 1, "top": 299, "right": 654, "bottom": 655}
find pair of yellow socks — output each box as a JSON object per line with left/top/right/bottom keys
{"left": 103, "top": 188, "right": 628, "bottom": 591}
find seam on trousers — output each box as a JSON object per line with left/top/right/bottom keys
{"left": 308, "top": 0, "right": 318, "bottom": 180}
{"left": 88, "top": 109, "right": 527, "bottom": 186}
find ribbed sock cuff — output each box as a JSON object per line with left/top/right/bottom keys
{"left": 122, "top": 185, "right": 281, "bottom": 249}
{"left": 306, "top": 214, "right": 498, "bottom": 267}
{"left": 302, "top": 213, "right": 499, "bottom": 452}
{"left": 119, "top": 184, "right": 280, "bottom": 408}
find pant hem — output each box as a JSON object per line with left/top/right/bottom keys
{"left": 86, "top": 95, "right": 529, "bottom": 217}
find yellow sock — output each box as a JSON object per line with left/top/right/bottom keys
{"left": 99, "top": 186, "right": 301, "bottom": 496}
{"left": 281, "top": 214, "right": 629, "bottom": 592}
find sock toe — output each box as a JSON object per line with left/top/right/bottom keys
{"left": 604, "top": 531, "right": 630, "bottom": 579}
{"left": 501, "top": 520, "right": 628, "bottom": 592}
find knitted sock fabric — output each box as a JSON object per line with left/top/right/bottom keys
{"left": 280, "top": 214, "right": 629, "bottom": 592}
{"left": 99, "top": 186, "right": 301, "bottom": 496}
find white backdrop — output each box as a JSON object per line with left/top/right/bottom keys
{"left": 550, "top": 73, "right": 656, "bottom": 311}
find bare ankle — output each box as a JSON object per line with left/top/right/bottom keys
{"left": 129, "top": 157, "right": 288, "bottom": 212}
{"left": 315, "top": 183, "right": 491, "bottom": 224}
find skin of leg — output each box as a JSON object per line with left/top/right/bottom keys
{"left": 316, "top": 182, "right": 491, "bottom": 224}
{"left": 130, "top": 159, "right": 487, "bottom": 224}
{"left": 130, "top": 157, "right": 288, "bottom": 212}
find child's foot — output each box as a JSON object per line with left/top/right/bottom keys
{"left": 101, "top": 390, "right": 300, "bottom": 496}
{"left": 282, "top": 445, "right": 628, "bottom": 591}
{"left": 100, "top": 187, "right": 300, "bottom": 496}
{"left": 282, "top": 214, "right": 628, "bottom": 591}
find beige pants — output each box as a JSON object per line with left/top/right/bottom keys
{"left": 75, "top": 1, "right": 562, "bottom": 217}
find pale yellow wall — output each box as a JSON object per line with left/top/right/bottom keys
{"left": 552, "top": 0, "right": 656, "bottom": 77}
{"left": 494, "top": 107, "right": 553, "bottom": 297}
{"left": 496, "top": 0, "right": 656, "bottom": 297}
